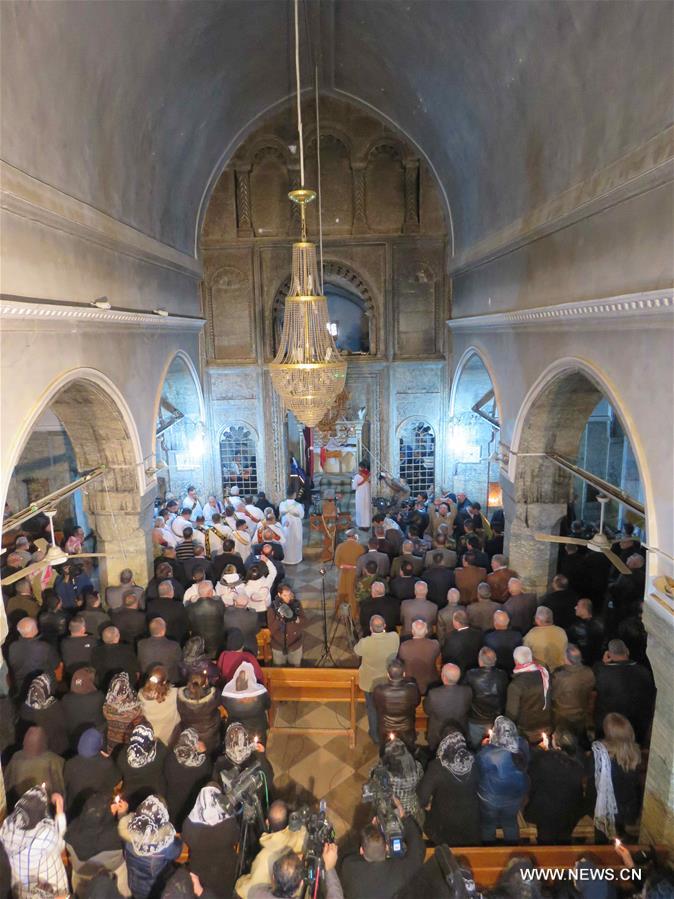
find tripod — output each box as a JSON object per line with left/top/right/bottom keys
{"left": 232, "top": 795, "right": 265, "bottom": 892}
{"left": 316, "top": 567, "right": 338, "bottom": 667}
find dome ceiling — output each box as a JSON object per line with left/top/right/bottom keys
{"left": 1, "top": 0, "right": 671, "bottom": 255}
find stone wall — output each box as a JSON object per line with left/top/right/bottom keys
{"left": 200, "top": 96, "right": 450, "bottom": 499}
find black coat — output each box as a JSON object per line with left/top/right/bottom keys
{"left": 593, "top": 661, "right": 655, "bottom": 743}
{"left": 220, "top": 693, "right": 271, "bottom": 743}
{"left": 19, "top": 702, "right": 69, "bottom": 756}
{"left": 339, "top": 817, "right": 425, "bottom": 899}
{"left": 7, "top": 637, "right": 59, "bottom": 697}
{"left": 483, "top": 628, "right": 523, "bottom": 674}
{"left": 359, "top": 596, "right": 400, "bottom": 635}
{"left": 525, "top": 748, "right": 584, "bottom": 842}
{"left": 163, "top": 752, "right": 212, "bottom": 828}
{"left": 422, "top": 566, "right": 455, "bottom": 608}
{"left": 211, "top": 552, "right": 247, "bottom": 581}
{"left": 540, "top": 587, "right": 578, "bottom": 631}
{"left": 585, "top": 752, "right": 642, "bottom": 833}
{"left": 187, "top": 598, "right": 226, "bottom": 658}
{"left": 64, "top": 753, "right": 120, "bottom": 817}
{"left": 423, "top": 684, "right": 473, "bottom": 751}
{"left": 110, "top": 608, "right": 148, "bottom": 646}
{"left": 441, "top": 626, "right": 482, "bottom": 673}
{"left": 223, "top": 607, "right": 260, "bottom": 655}
{"left": 417, "top": 758, "right": 481, "bottom": 846}
{"left": 146, "top": 598, "right": 189, "bottom": 644}
{"left": 91, "top": 643, "right": 140, "bottom": 692}
{"left": 177, "top": 689, "right": 222, "bottom": 753}
{"left": 464, "top": 667, "right": 508, "bottom": 724}
{"left": 566, "top": 616, "right": 604, "bottom": 666}
{"left": 61, "top": 691, "right": 105, "bottom": 748}
{"left": 60, "top": 635, "right": 98, "bottom": 677}
{"left": 116, "top": 741, "right": 168, "bottom": 809}
{"left": 181, "top": 817, "right": 240, "bottom": 898}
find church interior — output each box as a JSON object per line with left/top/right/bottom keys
{"left": 1, "top": 0, "right": 673, "bottom": 896}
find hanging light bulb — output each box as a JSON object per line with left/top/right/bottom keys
{"left": 269, "top": 0, "right": 346, "bottom": 428}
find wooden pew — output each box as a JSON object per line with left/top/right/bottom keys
{"left": 421, "top": 844, "right": 652, "bottom": 888}
{"left": 265, "top": 667, "right": 358, "bottom": 748}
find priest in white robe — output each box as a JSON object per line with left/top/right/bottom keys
{"left": 182, "top": 485, "right": 204, "bottom": 521}
{"left": 351, "top": 463, "right": 372, "bottom": 530}
{"left": 279, "top": 490, "right": 305, "bottom": 565}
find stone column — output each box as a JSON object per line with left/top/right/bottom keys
{"left": 403, "top": 159, "right": 420, "bottom": 234}
{"left": 351, "top": 163, "right": 367, "bottom": 233}
{"left": 507, "top": 498, "right": 567, "bottom": 595}
{"left": 641, "top": 588, "right": 674, "bottom": 852}
{"left": 87, "top": 486, "right": 156, "bottom": 588}
{"left": 235, "top": 166, "right": 253, "bottom": 237}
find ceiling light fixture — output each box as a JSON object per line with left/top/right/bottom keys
{"left": 269, "top": 0, "right": 346, "bottom": 428}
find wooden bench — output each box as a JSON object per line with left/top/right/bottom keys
{"left": 421, "top": 844, "right": 655, "bottom": 888}
{"left": 265, "top": 667, "right": 358, "bottom": 748}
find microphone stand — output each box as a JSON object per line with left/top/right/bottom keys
{"left": 316, "top": 566, "right": 337, "bottom": 667}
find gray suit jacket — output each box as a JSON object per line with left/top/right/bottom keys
{"left": 137, "top": 636, "right": 182, "bottom": 683}
{"left": 423, "top": 683, "right": 473, "bottom": 750}
{"left": 105, "top": 583, "right": 145, "bottom": 611}
{"left": 356, "top": 550, "right": 390, "bottom": 578}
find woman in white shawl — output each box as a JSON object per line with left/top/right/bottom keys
{"left": 279, "top": 490, "right": 305, "bottom": 565}
{"left": 0, "top": 785, "right": 68, "bottom": 899}
{"left": 220, "top": 661, "right": 271, "bottom": 745}
{"left": 182, "top": 785, "right": 239, "bottom": 898}
{"left": 119, "top": 795, "right": 181, "bottom": 899}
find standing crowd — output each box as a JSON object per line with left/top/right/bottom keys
{"left": 0, "top": 484, "right": 667, "bottom": 899}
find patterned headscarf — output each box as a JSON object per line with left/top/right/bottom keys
{"left": 438, "top": 729, "right": 474, "bottom": 778}
{"left": 224, "top": 722, "right": 254, "bottom": 765}
{"left": 127, "top": 795, "right": 176, "bottom": 855}
{"left": 187, "top": 786, "right": 230, "bottom": 826}
{"left": 127, "top": 722, "right": 157, "bottom": 768}
{"left": 182, "top": 636, "right": 206, "bottom": 664}
{"left": 26, "top": 673, "right": 56, "bottom": 710}
{"left": 490, "top": 715, "right": 520, "bottom": 753}
{"left": 105, "top": 672, "right": 141, "bottom": 714}
{"left": 173, "top": 728, "right": 206, "bottom": 768}
{"left": 1, "top": 784, "right": 49, "bottom": 832}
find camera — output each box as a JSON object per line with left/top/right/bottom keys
{"left": 361, "top": 765, "right": 406, "bottom": 858}
{"left": 219, "top": 760, "right": 265, "bottom": 823}
{"left": 289, "top": 800, "right": 335, "bottom": 889}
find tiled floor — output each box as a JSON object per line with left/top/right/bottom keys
{"left": 264, "top": 528, "right": 373, "bottom": 838}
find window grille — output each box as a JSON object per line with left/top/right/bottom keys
{"left": 399, "top": 421, "right": 435, "bottom": 495}
{"left": 220, "top": 425, "right": 259, "bottom": 496}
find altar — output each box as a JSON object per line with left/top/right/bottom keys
{"left": 312, "top": 420, "right": 365, "bottom": 478}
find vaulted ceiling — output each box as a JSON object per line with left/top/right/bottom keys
{"left": 2, "top": 0, "right": 671, "bottom": 255}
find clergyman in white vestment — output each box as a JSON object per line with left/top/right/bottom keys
{"left": 279, "top": 492, "right": 305, "bottom": 565}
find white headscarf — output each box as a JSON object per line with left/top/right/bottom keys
{"left": 591, "top": 740, "right": 618, "bottom": 839}
{"left": 187, "top": 786, "right": 230, "bottom": 826}
{"left": 127, "top": 795, "right": 176, "bottom": 855}
{"left": 221, "top": 661, "right": 267, "bottom": 699}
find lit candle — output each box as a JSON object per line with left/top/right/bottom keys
{"left": 388, "top": 732, "right": 395, "bottom": 741}
{"left": 540, "top": 732, "right": 549, "bottom": 750}
{"left": 614, "top": 837, "right": 622, "bottom": 848}
{"left": 114, "top": 794, "right": 121, "bottom": 804}
{"left": 487, "top": 729, "right": 493, "bottom": 741}
{"left": 41, "top": 782, "right": 46, "bottom": 789}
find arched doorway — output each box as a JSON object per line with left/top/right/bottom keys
{"left": 509, "top": 365, "right": 647, "bottom": 594}
{"left": 448, "top": 350, "right": 501, "bottom": 510}
{"left": 271, "top": 262, "right": 377, "bottom": 358}
{"left": 4, "top": 372, "right": 149, "bottom": 587}
{"left": 154, "top": 353, "right": 206, "bottom": 505}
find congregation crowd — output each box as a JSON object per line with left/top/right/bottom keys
{"left": 0, "top": 484, "right": 670, "bottom": 899}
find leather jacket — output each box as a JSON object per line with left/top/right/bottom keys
{"left": 464, "top": 667, "right": 508, "bottom": 724}
{"left": 373, "top": 677, "right": 420, "bottom": 741}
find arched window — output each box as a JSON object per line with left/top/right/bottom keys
{"left": 399, "top": 420, "right": 435, "bottom": 495}
{"left": 220, "top": 425, "right": 259, "bottom": 495}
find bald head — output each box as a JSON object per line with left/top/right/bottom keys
{"left": 414, "top": 581, "right": 428, "bottom": 599}
{"left": 371, "top": 581, "right": 386, "bottom": 598}
{"left": 507, "top": 577, "right": 523, "bottom": 595}
{"left": 149, "top": 618, "right": 166, "bottom": 637}
{"left": 17, "top": 617, "right": 38, "bottom": 639}
{"left": 411, "top": 619, "right": 428, "bottom": 639}
{"left": 627, "top": 553, "right": 644, "bottom": 570}
{"left": 197, "top": 581, "right": 214, "bottom": 598}
{"left": 158, "top": 580, "right": 175, "bottom": 599}
{"left": 441, "top": 663, "right": 461, "bottom": 685}
{"left": 102, "top": 626, "right": 120, "bottom": 645}
{"left": 493, "top": 609, "right": 510, "bottom": 630}
{"left": 370, "top": 615, "right": 386, "bottom": 634}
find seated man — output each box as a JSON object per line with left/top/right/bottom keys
{"left": 566, "top": 598, "right": 604, "bottom": 666}
{"left": 136, "top": 617, "right": 182, "bottom": 683}
{"left": 372, "top": 659, "right": 419, "bottom": 748}
{"left": 389, "top": 541, "right": 424, "bottom": 578}
{"left": 339, "top": 798, "right": 425, "bottom": 899}
{"left": 440, "top": 608, "right": 482, "bottom": 672}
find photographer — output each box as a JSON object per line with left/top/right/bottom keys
{"left": 339, "top": 795, "right": 424, "bottom": 899}
{"left": 236, "top": 801, "right": 307, "bottom": 899}
{"left": 267, "top": 584, "right": 305, "bottom": 667}
{"left": 249, "top": 843, "right": 343, "bottom": 899}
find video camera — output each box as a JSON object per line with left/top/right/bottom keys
{"left": 361, "top": 764, "right": 406, "bottom": 858}
{"left": 289, "top": 800, "right": 335, "bottom": 891}
{"left": 219, "top": 760, "right": 265, "bottom": 824}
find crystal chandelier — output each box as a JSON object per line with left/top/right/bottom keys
{"left": 269, "top": 1, "right": 346, "bottom": 428}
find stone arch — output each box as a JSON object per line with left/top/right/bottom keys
{"left": 448, "top": 348, "right": 501, "bottom": 510}
{"left": 508, "top": 357, "right": 653, "bottom": 590}
{"left": 5, "top": 368, "right": 150, "bottom": 585}
{"left": 153, "top": 351, "right": 207, "bottom": 503}
{"left": 270, "top": 260, "right": 379, "bottom": 357}
{"left": 396, "top": 417, "right": 436, "bottom": 494}
{"left": 449, "top": 346, "right": 503, "bottom": 423}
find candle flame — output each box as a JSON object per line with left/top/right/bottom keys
{"left": 541, "top": 732, "right": 549, "bottom": 750}
{"left": 388, "top": 732, "right": 395, "bottom": 741}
